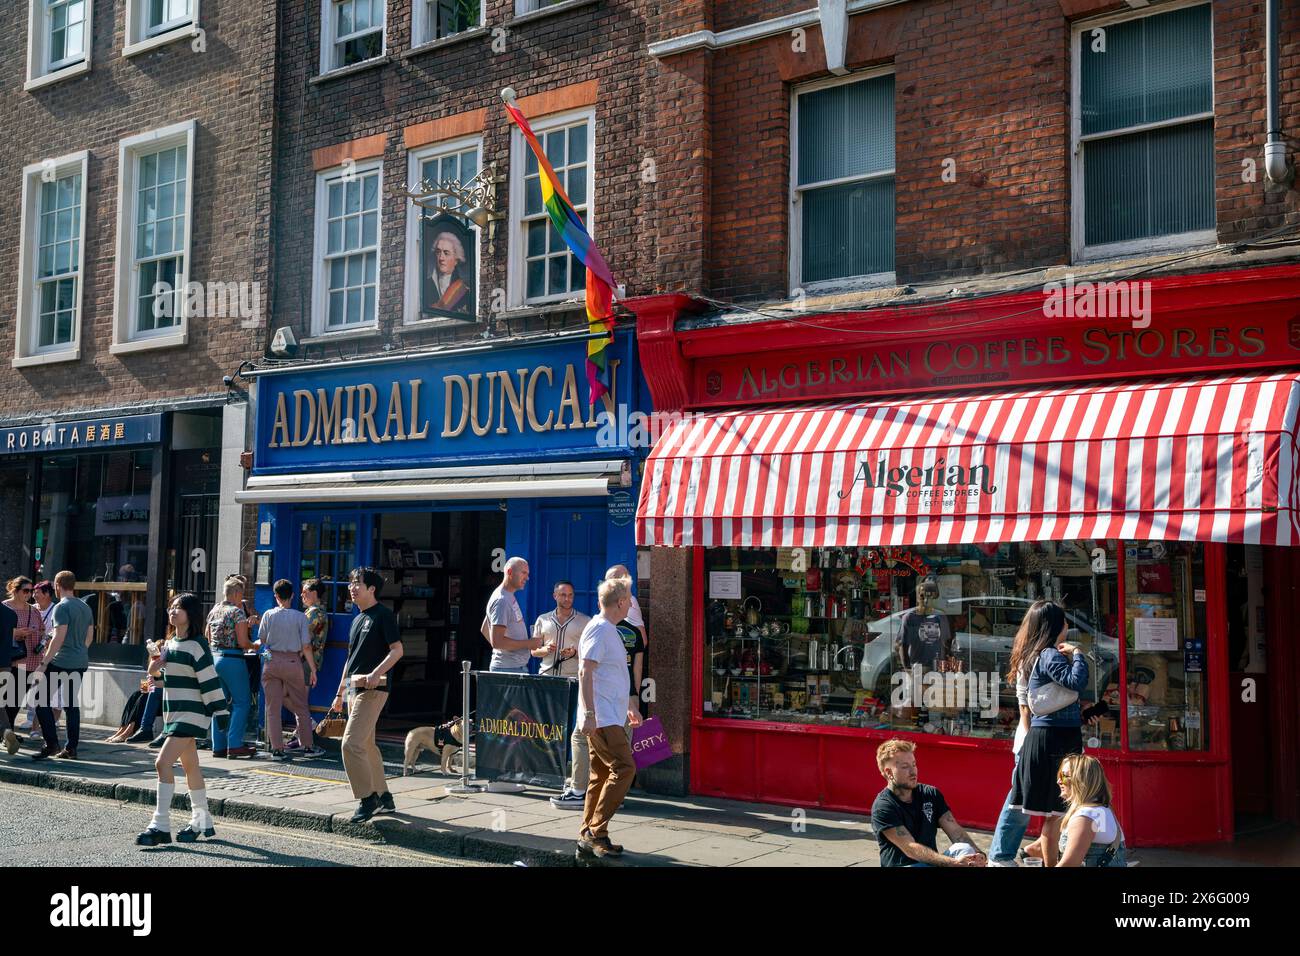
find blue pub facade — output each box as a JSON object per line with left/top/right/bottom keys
{"left": 238, "top": 329, "right": 650, "bottom": 729}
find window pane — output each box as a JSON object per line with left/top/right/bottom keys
{"left": 527, "top": 258, "right": 545, "bottom": 300}
{"left": 328, "top": 219, "right": 343, "bottom": 254}
{"left": 328, "top": 182, "right": 343, "bottom": 217}
{"left": 363, "top": 251, "right": 377, "bottom": 283}
{"left": 346, "top": 254, "right": 364, "bottom": 286}
{"left": 547, "top": 254, "right": 566, "bottom": 295}
{"left": 567, "top": 165, "right": 587, "bottom": 207}
{"left": 362, "top": 173, "right": 378, "bottom": 211}
{"left": 361, "top": 211, "right": 378, "bottom": 247}
{"left": 337, "top": 0, "right": 353, "bottom": 36}
{"left": 802, "top": 176, "right": 895, "bottom": 282}
{"left": 345, "top": 179, "right": 360, "bottom": 214}
{"left": 140, "top": 153, "right": 157, "bottom": 188}
{"left": 798, "top": 73, "right": 895, "bottom": 186}
{"left": 344, "top": 215, "right": 360, "bottom": 250}
{"left": 568, "top": 123, "right": 587, "bottom": 166}
{"left": 363, "top": 286, "right": 376, "bottom": 323}
{"left": 524, "top": 176, "right": 542, "bottom": 215}
{"left": 1080, "top": 4, "right": 1213, "bottom": 137}
{"left": 328, "top": 291, "right": 345, "bottom": 325}
{"left": 1084, "top": 120, "right": 1214, "bottom": 246}
{"left": 545, "top": 130, "right": 565, "bottom": 168}
{"left": 527, "top": 220, "right": 546, "bottom": 257}
{"left": 329, "top": 258, "right": 345, "bottom": 289}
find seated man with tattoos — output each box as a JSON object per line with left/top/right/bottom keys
{"left": 872, "top": 738, "right": 987, "bottom": 867}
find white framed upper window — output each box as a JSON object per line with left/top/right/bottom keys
{"left": 123, "top": 0, "right": 196, "bottom": 56}
{"left": 790, "top": 69, "right": 895, "bottom": 294}
{"left": 312, "top": 160, "right": 383, "bottom": 335}
{"left": 1072, "top": 1, "right": 1215, "bottom": 261}
{"left": 112, "top": 121, "right": 196, "bottom": 355}
{"left": 515, "top": 0, "right": 567, "bottom": 14}
{"left": 321, "top": 0, "right": 385, "bottom": 74}
{"left": 25, "top": 0, "right": 93, "bottom": 90}
{"left": 13, "top": 151, "right": 89, "bottom": 367}
{"left": 414, "top": 0, "right": 481, "bottom": 45}
{"left": 508, "top": 108, "right": 594, "bottom": 307}
{"left": 405, "top": 138, "right": 481, "bottom": 324}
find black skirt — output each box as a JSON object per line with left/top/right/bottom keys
{"left": 1010, "top": 725, "right": 1082, "bottom": 816}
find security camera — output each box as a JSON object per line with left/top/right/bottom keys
{"left": 270, "top": 326, "right": 299, "bottom": 358}
{"left": 222, "top": 375, "right": 235, "bottom": 387}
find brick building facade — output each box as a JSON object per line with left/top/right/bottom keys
{"left": 0, "top": 1, "right": 275, "bottom": 652}
{"left": 628, "top": 0, "right": 1300, "bottom": 836}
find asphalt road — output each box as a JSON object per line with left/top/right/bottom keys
{"left": 0, "top": 782, "right": 487, "bottom": 867}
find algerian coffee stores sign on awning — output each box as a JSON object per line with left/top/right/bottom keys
{"left": 693, "top": 313, "right": 1300, "bottom": 406}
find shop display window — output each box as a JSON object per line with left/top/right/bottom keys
{"left": 704, "top": 542, "right": 1120, "bottom": 741}
{"left": 703, "top": 540, "right": 1211, "bottom": 753}
{"left": 1122, "top": 541, "right": 1208, "bottom": 752}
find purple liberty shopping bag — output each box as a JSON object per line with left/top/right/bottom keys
{"left": 630, "top": 716, "right": 673, "bottom": 770}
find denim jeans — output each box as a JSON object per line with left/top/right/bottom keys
{"left": 213, "top": 654, "right": 250, "bottom": 750}
{"left": 988, "top": 758, "right": 1030, "bottom": 864}
{"left": 141, "top": 687, "right": 163, "bottom": 733}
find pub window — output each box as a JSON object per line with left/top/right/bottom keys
{"left": 791, "top": 70, "right": 895, "bottom": 291}
{"left": 14, "top": 151, "right": 87, "bottom": 366}
{"left": 509, "top": 109, "right": 594, "bottom": 306}
{"left": 322, "top": 0, "right": 385, "bottom": 73}
{"left": 414, "top": 0, "right": 480, "bottom": 44}
{"left": 312, "top": 160, "right": 382, "bottom": 334}
{"left": 1074, "top": 2, "right": 1214, "bottom": 258}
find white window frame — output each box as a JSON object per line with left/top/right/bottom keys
{"left": 405, "top": 136, "right": 482, "bottom": 326}
{"left": 789, "top": 66, "right": 897, "bottom": 297}
{"left": 507, "top": 106, "right": 596, "bottom": 309}
{"left": 319, "top": 0, "right": 386, "bottom": 76}
{"left": 514, "top": 0, "right": 568, "bottom": 15}
{"left": 111, "top": 120, "right": 197, "bottom": 356}
{"left": 413, "top": 0, "right": 481, "bottom": 46}
{"left": 13, "top": 150, "right": 89, "bottom": 368}
{"left": 123, "top": 0, "right": 198, "bottom": 58}
{"left": 311, "top": 159, "right": 384, "bottom": 338}
{"left": 24, "top": 0, "right": 93, "bottom": 92}
{"left": 1071, "top": 0, "right": 1216, "bottom": 262}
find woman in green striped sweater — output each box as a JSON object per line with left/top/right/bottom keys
{"left": 137, "top": 593, "right": 231, "bottom": 847}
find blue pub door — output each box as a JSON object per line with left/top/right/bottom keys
{"left": 537, "top": 506, "right": 608, "bottom": 620}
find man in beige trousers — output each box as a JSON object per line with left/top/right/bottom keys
{"left": 333, "top": 567, "right": 403, "bottom": 824}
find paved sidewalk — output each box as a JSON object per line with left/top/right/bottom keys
{"left": 0, "top": 729, "right": 1276, "bottom": 867}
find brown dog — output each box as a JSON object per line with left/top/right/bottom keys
{"left": 402, "top": 719, "right": 464, "bottom": 776}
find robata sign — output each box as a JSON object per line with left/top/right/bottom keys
{"left": 252, "top": 332, "right": 640, "bottom": 474}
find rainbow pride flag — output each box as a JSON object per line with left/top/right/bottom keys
{"left": 502, "top": 89, "right": 617, "bottom": 405}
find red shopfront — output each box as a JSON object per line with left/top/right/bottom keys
{"left": 628, "top": 265, "right": 1300, "bottom": 847}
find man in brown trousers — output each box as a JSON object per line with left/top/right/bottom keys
{"left": 577, "top": 577, "right": 642, "bottom": 857}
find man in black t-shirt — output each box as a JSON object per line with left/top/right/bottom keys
{"left": 871, "top": 739, "right": 986, "bottom": 867}
{"left": 332, "top": 567, "right": 404, "bottom": 823}
{"left": 899, "top": 578, "right": 953, "bottom": 670}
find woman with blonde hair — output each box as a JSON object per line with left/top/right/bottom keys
{"left": 1054, "top": 753, "right": 1127, "bottom": 867}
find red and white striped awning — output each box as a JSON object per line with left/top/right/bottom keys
{"left": 636, "top": 372, "right": 1300, "bottom": 549}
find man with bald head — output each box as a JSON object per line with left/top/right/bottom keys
{"left": 486, "top": 557, "right": 544, "bottom": 673}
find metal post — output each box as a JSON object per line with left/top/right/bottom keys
{"left": 447, "top": 660, "right": 483, "bottom": 794}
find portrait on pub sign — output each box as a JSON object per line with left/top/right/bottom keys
{"left": 421, "top": 214, "right": 477, "bottom": 321}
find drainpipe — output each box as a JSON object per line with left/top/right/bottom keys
{"left": 1265, "top": 0, "right": 1294, "bottom": 184}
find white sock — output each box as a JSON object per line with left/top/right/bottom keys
{"left": 151, "top": 782, "right": 175, "bottom": 831}
{"left": 189, "top": 789, "right": 211, "bottom": 830}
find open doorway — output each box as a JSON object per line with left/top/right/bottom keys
{"left": 371, "top": 508, "right": 505, "bottom": 735}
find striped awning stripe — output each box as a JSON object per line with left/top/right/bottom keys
{"left": 636, "top": 372, "right": 1300, "bottom": 549}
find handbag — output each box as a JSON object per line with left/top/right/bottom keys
{"left": 315, "top": 710, "right": 347, "bottom": 739}
{"left": 1026, "top": 650, "right": 1079, "bottom": 717}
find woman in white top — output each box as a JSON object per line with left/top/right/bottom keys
{"left": 1054, "top": 753, "right": 1127, "bottom": 867}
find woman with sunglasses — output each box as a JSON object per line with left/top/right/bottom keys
{"left": 4, "top": 577, "right": 44, "bottom": 739}
{"left": 1054, "top": 754, "right": 1127, "bottom": 867}
{"left": 137, "top": 592, "right": 230, "bottom": 846}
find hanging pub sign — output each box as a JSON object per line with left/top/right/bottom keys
{"left": 421, "top": 213, "right": 477, "bottom": 321}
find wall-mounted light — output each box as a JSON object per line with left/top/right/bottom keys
{"left": 405, "top": 164, "right": 507, "bottom": 255}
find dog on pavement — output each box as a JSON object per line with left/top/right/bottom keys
{"left": 403, "top": 719, "right": 464, "bottom": 776}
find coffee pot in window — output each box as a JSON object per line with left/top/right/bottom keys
{"left": 742, "top": 596, "right": 763, "bottom": 627}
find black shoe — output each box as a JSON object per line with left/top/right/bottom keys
{"left": 350, "top": 794, "right": 380, "bottom": 823}
{"left": 135, "top": 827, "right": 172, "bottom": 847}
{"left": 148, "top": 735, "right": 166, "bottom": 749}
{"left": 377, "top": 791, "right": 396, "bottom": 813}
{"left": 31, "top": 746, "right": 59, "bottom": 762}
{"left": 54, "top": 748, "right": 77, "bottom": 760}
{"left": 125, "top": 728, "right": 154, "bottom": 744}
{"left": 211, "top": 749, "right": 228, "bottom": 759}
{"left": 175, "top": 824, "right": 216, "bottom": 843}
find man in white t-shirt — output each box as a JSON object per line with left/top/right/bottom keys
{"left": 576, "top": 577, "right": 642, "bottom": 858}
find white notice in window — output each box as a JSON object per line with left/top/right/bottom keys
{"left": 1134, "top": 617, "right": 1178, "bottom": 652}
{"left": 708, "top": 571, "right": 742, "bottom": 600}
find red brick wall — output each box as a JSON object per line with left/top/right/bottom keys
{"left": 648, "top": 0, "right": 1300, "bottom": 302}
{"left": 270, "top": 0, "right": 653, "bottom": 352}
{"left": 0, "top": 0, "right": 275, "bottom": 420}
